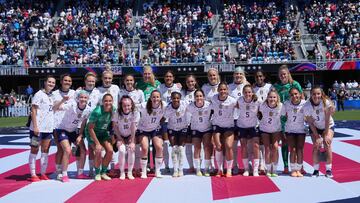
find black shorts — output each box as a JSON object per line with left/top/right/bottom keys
{"left": 309, "top": 127, "right": 335, "bottom": 136}
{"left": 168, "top": 128, "right": 188, "bottom": 144}
{"left": 55, "top": 129, "right": 79, "bottom": 144}
{"left": 136, "top": 129, "right": 161, "bottom": 139}
{"left": 119, "top": 135, "right": 132, "bottom": 144}
{"left": 286, "top": 132, "right": 306, "bottom": 137}
{"left": 30, "top": 130, "right": 53, "bottom": 140}
{"left": 212, "top": 125, "right": 234, "bottom": 134}
{"left": 190, "top": 129, "right": 212, "bottom": 139}
{"left": 238, "top": 127, "right": 259, "bottom": 139}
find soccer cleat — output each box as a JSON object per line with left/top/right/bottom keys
{"left": 188, "top": 167, "right": 196, "bottom": 174}
{"left": 196, "top": 170, "right": 203, "bottom": 177}
{"left": 312, "top": 170, "right": 320, "bottom": 177}
{"left": 225, "top": 171, "right": 232, "bottom": 178}
{"left": 29, "top": 175, "right": 41, "bottom": 182}
{"left": 283, "top": 167, "right": 289, "bottom": 174}
{"left": 172, "top": 171, "right": 179, "bottom": 178}
{"left": 271, "top": 173, "right": 278, "bottom": 177}
{"left": 108, "top": 169, "right": 116, "bottom": 178}
{"left": 232, "top": 165, "right": 239, "bottom": 175}
{"left": 266, "top": 172, "right": 271, "bottom": 177}
{"left": 178, "top": 170, "right": 184, "bottom": 177}
{"left": 297, "top": 171, "right": 304, "bottom": 177}
{"left": 291, "top": 171, "right": 298, "bottom": 177}
{"left": 128, "top": 172, "right": 135, "bottom": 180}
{"left": 216, "top": 170, "right": 223, "bottom": 177}
{"left": 141, "top": 172, "right": 147, "bottom": 179}
{"left": 119, "top": 173, "right": 126, "bottom": 180}
{"left": 253, "top": 171, "right": 259, "bottom": 177}
{"left": 243, "top": 170, "right": 249, "bottom": 177}
{"left": 101, "top": 173, "right": 112, "bottom": 181}
{"left": 155, "top": 171, "right": 163, "bottom": 178}
{"left": 40, "top": 174, "right": 50, "bottom": 180}
{"left": 76, "top": 174, "right": 89, "bottom": 179}
{"left": 62, "top": 176, "right": 70, "bottom": 183}
{"left": 94, "top": 174, "right": 101, "bottom": 181}
{"left": 56, "top": 174, "right": 63, "bottom": 181}
{"left": 325, "top": 170, "right": 333, "bottom": 178}
{"left": 164, "top": 167, "right": 171, "bottom": 174}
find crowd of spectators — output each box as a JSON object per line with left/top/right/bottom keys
{"left": 222, "top": 2, "right": 298, "bottom": 63}
{"left": 304, "top": 1, "right": 360, "bottom": 60}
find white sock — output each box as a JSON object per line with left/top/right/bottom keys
{"left": 110, "top": 152, "right": 116, "bottom": 170}
{"left": 232, "top": 140, "right": 238, "bottom": 168}
{"left": 89, "top": 160, "right": 94, "bottom": 173}
{"left": 163, "top": 141, "right": 170, "bottom": 168}
{"left": 205, "top": 159, "right": 211, "bottom": 171}
{"left": 56, "top": 164, "right": 62, "bottom": 174}
{"left": 253, "top": 159, "right": 260, "bottom": 173}
{"left": 226, "top": 160, "right": 233, "bottom": 171}
{"left": 118, "top": 145, "right": 126, "bottom": 173}
{"left": 178, "top": 146, "right": 185, "bottom": 171}
{"left": 272, "top": 162, "right": 278, "bottom": 173}
{"left": 135, "top": 144, "right": 141, "bottom": 170}
{"left": 171, "top": 146, "right": 178, "bottom": 171}
{"left": 40, "top": 153, "right": 48, "bottom": 175}
{"left": 211, "top": 155, "right": 215, "bottom": 169}
{"left": 127, "top": 149, "right": 135, "bottom": 173}
{"left": 155, "top": 157, "right": 163, "bottom": 173}
{"left": 185, "top": 144, "right": 194, "bottom": 168}
{"left": 266, "top": 164, "right": 272, "bottom": 172}
{"left": 140, "top": 159, "right": 148, "bottom": 174}
{"left": 297, "top": 163, "right": 303, "bottom": 171}
{"left": 326, "top": 164, "right": 332, "bottom": 171}
{"left": 242, "top": 158, "right": 249, "bottom": 171}
{"left": 259, "top": 145, "right": 266, "bottom": 170}
{"left": 215, "top": 151, "right": 224, "bottom": 171}
{"left": 313, "top": 163, "right": 320, "bottom": 170}
{"left": 290, "top": 163, "right": 296, "bottom": 171}
{"left": 78, "top": 168, "right": 84, "bottom": 175}
{"left": 62, "top": 170, "right": 68, "bottom": 177}
{"left": 29, "top": 153, "right": 37, "bottom": 176}
{"left": 194, "top": 158, "right": 201, "bottom": 171}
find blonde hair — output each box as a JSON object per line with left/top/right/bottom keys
{"left": 102, "top": 69, "right": 113, "bottom": 78}
{"left": 278, "top": 65, "right": 294, "bottom": 84}
{"left": 143, "top": 65, "right": 156, "bottom": 86}
{"left": 85, "top": 72, "right": 97, "bottom": 81}
{"left": 266, "top": 89, "right": 281, "bottom": 106}
{"left": 207, "top": 68, "right": 220, "bottom": 85}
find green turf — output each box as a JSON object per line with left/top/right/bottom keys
{"left": 333, "top": 110, "right": 360, "bottom": 121}
{"left": 0, "top": 117, "right": 28, "bottom": 128}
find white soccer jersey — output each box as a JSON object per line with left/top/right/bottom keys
{"left": 259, "top": 102, "right": 282, "bottom": 133}
{"left": 98, "top": 84, "right": 120, "bottom": 109}
{"left": 119, "top": 88, "right": 145, "bottom": 106}
{"left": 164, "top": 100, "right": 189, "bottom": 131}
{"left": 112, "top": 111, "right": 140, "bottom": 137}
{"left": 57, "top": 100, "right": 90, "bottom": 132}
{"left": 79, "top": 87, "right": 101, "bottom": 114}
{"left": 159, "top": 83, "right": 182, "bottom": 103}
{"left": 281, "top": 100, "right": 306, "bottom": 134}
{"left": 254, "top": 83, "right": 272, "bottom": 102}
{"left": 210, "top": 95, "right": 237, "bottom": 128}
{"left": 186, "top": 101, "right": 212, "bottom": 132}
{"left": 236, "top": 97, "right": 260, "bottom": 128}
{"left": 29, "top": 90, "right": 55, "bottom": 133}
{"left": 229, "top": 83, "right": 247, "bottom": 99}
{"left": 183, "top": 89, "right": 196, "bottom": 104}
{"left": 202, "top": 83, "right": 219, "bottom": 102}
{"left": 52, "top": 89, "right": 76, "bottom": 129}
{"left": 137, "top": 101, "right": 167, "bottom": 132}
{"left": 304, "top": 99, "right": 335, "bottom": 130}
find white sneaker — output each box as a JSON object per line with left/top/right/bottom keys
{"left": 119, "top": 173, "right": 126, "bottom": 180}
{"left": 243, "top": 170, "right": 249, "bottom": 176}
{"left": 172, "top": 170, "right": 179, "bottom": 178}
{"left": 155, "top": 171, "right": 163, "bottom": 178}
{"left": 178, "top": 170, "right": 184, "bottom": 177}
{"left": 128, "top": 172, "right": 135, "bottom": 180}
{"left": 253, "top": 171, "right": 259, "bottom": 177}
{"left": 141, "top": 172, "right": 147, "bottom": 179}
{"left": 101, "top": 174, "right": 112, "bottom": 181}
{"left": 56, "top": 173, "right": 63, "bottom": 181}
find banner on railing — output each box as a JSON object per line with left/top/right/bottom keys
{"left": 0, "top": 67, "right": 28, "bottom": 76}
{"left": 0, "top": 106, "right": 30, "bottom": 117}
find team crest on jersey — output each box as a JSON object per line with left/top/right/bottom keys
{"left": 316, "top": 110, "right": 320, "bottom": 115}
{"left": 246, "top": 105, "right": 250, "bottom": 110}
{"left": 198, "top": 111, "right": 203, "bottom": 116}
{"left": 168, "top": 89, "right": 171, "bottom": 94}
{"left": 237, "top": 86, "right": 241, "bottom": 90}
{"left": 293, "top": 108, "right": 297, "bottom": 113}
{"left": 212, "top": 87, "right": 216, "bottom": 92}
{"left": 176, "top": 111, "right": 180, "bottom": 117}
{"left": 153, "top": 112, "right": 156, "bottom": 116}
{"left": 124, "top": 118, "right": 128, "bottom": 123}
{"left": 219, "top": 104, "right": 223, "bottom": 109}
{"left": 77, "top": 113, "right": 82, "bottom": 118}
{"left": 269, "top": 112, "right": 273, "bottom": 117}
{"left": 189, "top": 95, "right": 192, "bottom": 99}
{"left": 260, "top": 90, "right": 263, "bottom": 94}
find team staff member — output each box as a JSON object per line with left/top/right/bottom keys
{"left": 304, "top": 86, "right": 335, "bottom": 178}
{"left": 273, "top": 65, "right": 303, "bottom": 174}
{"left": 28, "top": 76, "right": 56, "bottom": 182}
{"left": 85, "top": 94, "right": 115, "bottom": 181}
{"left": 281, "top": 88, "right": 306, "bottom": 177}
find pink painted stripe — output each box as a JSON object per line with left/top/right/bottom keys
{"left": 0, "top": 149, "right": 28, "bottom": 159}
{"left": 303, "top": 143, "right": 360, "bottom": 183}
{"left": 342, "top": 140, "right": 360, "bottom": 147}
{"left": 66, "top": 177, "right": 153, "bottom": 203}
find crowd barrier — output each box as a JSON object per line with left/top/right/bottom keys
{"left": 0, "top": 106, "right": 30, "bottom": 117}
{"left": 344, "top": 100, "right": 360, "bottom": 110}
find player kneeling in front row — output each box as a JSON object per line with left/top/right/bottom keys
{"left": 304, "top": 86, "right": 335, "bottom": 178}
{"left": 53, "top": 90, "right": 90, "bottom": 182}
{"left": 281, "top": 88, "right": 306, "bottom": 177}
{"left": 85, "top": 94, "right": 114, "bottom": 181}
{"left": 164, "top": 92, "right": 189, "bottom": 177}
{"left": 112, "top": 96, "right": 139, "bottom": 180}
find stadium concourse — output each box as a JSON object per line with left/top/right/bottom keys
{"left": 0, "top": 122, "right": 360, "bottom": 203}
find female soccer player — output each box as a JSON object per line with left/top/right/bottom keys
{"left": 112, "top": 95, "right": 139, "bottom": 180}
{"left": 202, "top": 68, "right": 220, "bottom": 102}
{"left": 52, "top": 74, "right": 76, "bottom": 180}
{"left": 136, "top": 66, "right": 161, "bottom": 101}
{"left": 237, "top": 85, "right": 261, "bottom": 176}
{"left": 186, "top": 89, "right": 213, "bottom": 176}
{"left": 259, "top": 89, "right": 282, "bottom": 177}
{"left": 85, "top": 94, "right": 114, "bottom": 181}
{"left": 211, "top": 82, "right": 237, "bottom": 177}
{"left": 273, "top": 65, "right": 303, "bottom": 174}
{"left": 281, "top": 88, "right": 306, "bottom": 177}
{"left": 53, "top": 90, "right": 90, "bottom": 182}
{"left": 137, "top": 90, "right": 166, "bottom": 178}
{"left": 304, "top": 86, "right": 335, "bottom": 178}
{"left": 183, "top": 74, "right": 199, "bottom": 103}
{"left": 164, "top": 92, "right": 189, "bottom": 177}
{"left": 28, "top": 75, "right": 56, "bottom": 182}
